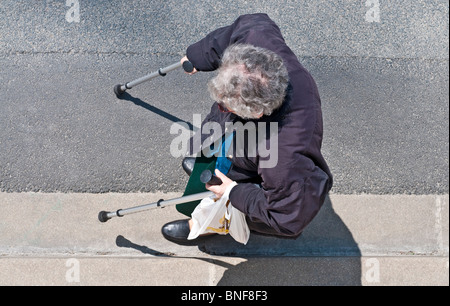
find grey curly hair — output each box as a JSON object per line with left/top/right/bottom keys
{"left": 208, "top": 44, "right": 289, "bottom": 119}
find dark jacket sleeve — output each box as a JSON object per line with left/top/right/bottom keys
{"left": 186, "top": 13, "right": 290, "bottom": 72}
{"left": 186, "top": 23, "right": 235, "bottom": 71}
{"left": 229, "top": 160, "right": 331, "bottom": 237}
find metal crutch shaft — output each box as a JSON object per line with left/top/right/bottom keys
{"left": 98, "top": 191, "right": 213, "bottom": 223}
{"left": 114, "top": 60, "right": 194, "bottom": 97}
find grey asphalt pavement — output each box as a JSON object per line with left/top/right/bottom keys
{"left": 0, "top": 0, "right": 448, "bottom": 194}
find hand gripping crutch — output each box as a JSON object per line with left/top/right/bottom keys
{"left": 98, "top": 191, "right": 213, "bottom": 223}
{"left": 114, "top": 60, "right": 194, "bottom": 98}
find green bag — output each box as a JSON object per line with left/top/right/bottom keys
{"left": 176, "top": 155, "right": 217, "bottom": 217}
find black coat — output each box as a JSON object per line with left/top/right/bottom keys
{"left": 186, "top": 13, "right": 333, "bottom": 237}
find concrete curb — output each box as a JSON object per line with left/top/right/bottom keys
{"left": 0, "top": 192, "right": 448, "bottom": 285}
{"left": 1, "top": 256, "right": 448, "bottom": 286}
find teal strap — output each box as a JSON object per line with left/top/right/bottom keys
{"left": 215, "top": 131, "right": 234, "bottom": 175}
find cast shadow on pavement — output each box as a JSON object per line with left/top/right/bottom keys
{"left": 115, "top": 235, "right": 235, "bottom": 271}
{"left": 117, "top": 92, "right": 196, "bottom": 132}
{"left": 117, "top": 196, "right": 362, "bottom": 286}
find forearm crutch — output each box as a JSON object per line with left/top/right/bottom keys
{"left": 98, "top": 191, "right": 213, "bottom": 223}
{"left": 114, "top": 60, "right": 194, "bottom": 97}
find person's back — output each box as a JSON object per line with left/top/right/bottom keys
{"left": 162, "top": 14, "right": 333, "bottom": 244}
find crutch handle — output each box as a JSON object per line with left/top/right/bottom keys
{"left": 200, "top": 169, "right": 223, "bottom": 186}
{"left": 182, "top": 60, "right": 194, "bottom": 73}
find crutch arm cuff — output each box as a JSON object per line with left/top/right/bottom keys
{"left": 158, "top": 68, "right": 167, "bottom": 77}
{"left": 157, "top": 199, "right": 164, "bottom": 207}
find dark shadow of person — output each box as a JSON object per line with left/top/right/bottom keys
{"left": 205, "top": 195, "right": 363, "bottom": 286}
{"left": 116, "top": 195, "right": 362, "bottom": 286}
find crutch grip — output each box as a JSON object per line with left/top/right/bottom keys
{"left": 182, "top": 60, "right": 194, "bottom": 73}
{"left": 200, "top": 169, "right": 223, "bottom": 186}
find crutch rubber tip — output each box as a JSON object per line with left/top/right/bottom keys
{"left": 114, "top": 84, "right": 126, "bottom": 98}
{"left": 98, "top": 211, "right": 111, "bottom": 223}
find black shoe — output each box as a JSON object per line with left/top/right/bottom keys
{"left": 161, "top": 219, "right": 212, "bottom": 246}
{"left": 181, "top": 157, "right": 196, "bottom": 176}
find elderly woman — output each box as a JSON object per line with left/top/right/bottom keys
{"left": 162, "top": 13, "right": 333, "bottom": 244}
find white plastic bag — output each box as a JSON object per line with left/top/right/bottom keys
{"left": 188, "top": 182, "right": 250, "bottom": 245}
